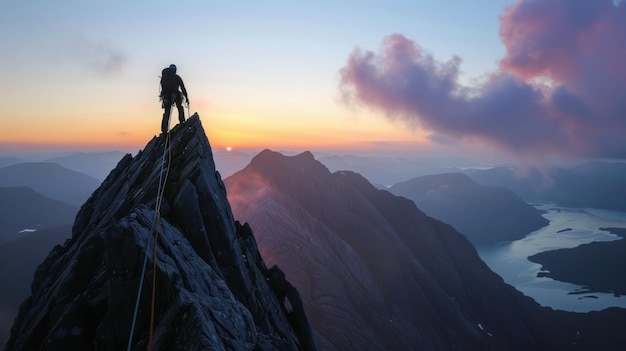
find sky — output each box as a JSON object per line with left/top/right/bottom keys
{"left": 1, "top": 0, "right": 624, "bottom": 163}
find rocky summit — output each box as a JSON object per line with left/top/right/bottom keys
{"left": 6, "top": 114, "right": 317, "bottom": 351}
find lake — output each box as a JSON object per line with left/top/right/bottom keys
{"left": 475, "top": 203, "right": 626, "bottom": 312}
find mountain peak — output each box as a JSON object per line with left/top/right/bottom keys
{"left": 7, "top": 114, "right": 316, "bottom": 351}
{"left": 251, "top": 150, "right": 317, "bottom": 168}
{"left": 245, "top": 149, "right": 330, "bottom": 188}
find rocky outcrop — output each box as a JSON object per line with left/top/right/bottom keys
{"left": 225, "top": 150, "right": 626, "bottom": 351}
{"left": 6, "top": 114, "right": 316, "bottom": 351}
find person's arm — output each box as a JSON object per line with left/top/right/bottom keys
{"left": 178, "top": 76, "right": 189, "bottom": 102}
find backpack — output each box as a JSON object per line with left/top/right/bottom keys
{"left": 160, "top": 67, "right": 178, "bottom": 94}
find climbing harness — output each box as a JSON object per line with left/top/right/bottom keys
{"left": 127, "top": 131, "right": 172, "bottom": 351}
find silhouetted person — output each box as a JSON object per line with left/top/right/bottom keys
{"left": 160, "top": 64, "right": 189, "bottom": 133}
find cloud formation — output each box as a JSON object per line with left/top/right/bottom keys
{"left": 70, "top": 37, "right": 127, "bottom": 77}
{"left": 339, "top": 0, "right": 626, "bottom": 159}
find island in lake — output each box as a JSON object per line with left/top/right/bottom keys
{"left": 528, "top": 227, "right": 626, "bottom": 296}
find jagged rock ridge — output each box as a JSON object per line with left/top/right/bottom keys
{"left": 6, "top": 114, "right": 316, "bottom": 351}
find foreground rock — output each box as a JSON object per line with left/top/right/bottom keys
{"left": 6, "top": 114, "right": 316, "bottom": 351}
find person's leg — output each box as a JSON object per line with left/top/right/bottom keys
{"left": 176, "top": 101, "right": 185, "bottom": 124}
{"left": 175, "top": 93, "right": 185, "bottom": 123}
{"left": 162, "top": 103, "right": 172, "bottom": 133}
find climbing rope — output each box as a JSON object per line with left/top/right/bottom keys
{"left": 127, "top": 131, "right": 172, "bottom": 351}
{"left": 148, "top": 130, "right": 172, "bottom": 350}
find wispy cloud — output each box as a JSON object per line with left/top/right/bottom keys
{"left": 69, "top": 37, "right": 128, "bottom": 77}
{"left": 339, "top": 0, "right": 626, "bottom": 159}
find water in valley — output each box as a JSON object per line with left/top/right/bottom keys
{"left": 476, "top": 203, "right": 626, "bottom": 312}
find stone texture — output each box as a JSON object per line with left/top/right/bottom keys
{"left": 6, "top": 114, "right": 316, "bottom": 351}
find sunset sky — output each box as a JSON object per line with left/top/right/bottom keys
{"left": 2, "top": 0, "right": 625, "bottom": 162}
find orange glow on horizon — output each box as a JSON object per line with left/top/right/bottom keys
{"left": 3, "top": 106, "right": 434, "bottom": 155}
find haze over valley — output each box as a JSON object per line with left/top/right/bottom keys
{"left": 2, "top": 145, "right": 626, "bottom": 347}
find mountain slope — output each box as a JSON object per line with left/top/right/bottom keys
{"left": 43, "top": 151, "right": 127, "bottom": 181}
{"left": 0, "top": 224, "right": 72, "bottom": 347}
{"left": 389, "top": 172, "right": 548, "bottom": 242}
{"left": 317, "top": 154, "right": 472, "bottom": 185}
{"left": 225, "top": 149, "right": 626, "bottom": 350}
{"left": 0, "top": 187, "right": 78, "bottom": 244}
{"left": 0, "top": 157, "right": 25, "bottom": 169}
{"left": 468, "top": 162, "right": 626, "bottom": 211}
{"left": 0, "top": 162, "right": 101, "bottom": 206}
{"left": 6, "top": 114, "right": 316, "bottom": 351}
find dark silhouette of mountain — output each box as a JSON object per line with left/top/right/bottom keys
{"left": 389, "top": 173, "right": 548, "bottom": 242}
{"left": 6, "top": 114, "right": 316, "bottom": 351}
{"left": 318, "top": 154, "right": 473, "bottom": 185}
{"left": 528, "top": 227, "right": 626, "bottom": 296}
{"left": 468, "top": 162, "right": 626, "bottom": 211}
{"left": 0, "top": 224, "right": 72, "bottom": 347}
{"left": 43, "top": 151, "right": 127, "bottom": 181}
{"left": 0, "top": 158, "right": 25, "bottom": 169}
{"left": 0, "top": 187, "right": 78, "bottom": 244}
{"left": 0, "top": 162, "right": 101, "bottom": 206}
{"left": 225, "top": 149, "right": 626, "bottom": 350}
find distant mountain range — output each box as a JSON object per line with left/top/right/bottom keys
{"left": 389, "top": 173, "right": 548, "bottom": 242}
{"left": 0, "top": 157, "right": 26, "bottom": 169}
{"left": 0, "top": 162, "right": 101, "bottom": 206}
{"left": 4, "top": 150, "right": 625, "bottom": 213}
{"left": 318, "top": 154, "right": 478, "bottom": 185}
{"left": 42, "top": 151, "right": 127, "bottom": 181}
{"left": 467, "top": 162, "right": 626, "bottom": 211}
{"left": 0, "top": 187, "right": 78, "bottom": 244}
{"left": 225, "top": 149, "right": 626, "bottom": 350}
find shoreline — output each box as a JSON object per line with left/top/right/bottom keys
{"left": 528, "top": 227, "right": 626, "bottom": 296}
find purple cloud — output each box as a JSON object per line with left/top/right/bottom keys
{"left": 339, "top": 0, "right": 626, "bottom": 159}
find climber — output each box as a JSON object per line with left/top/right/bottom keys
{"left": 160, "top": 64, "right": 189, "bottom": 133}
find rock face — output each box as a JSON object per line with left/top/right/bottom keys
{"left": 225, "top": 150, "right": 626, "bottom": 351}
{"left": 389, "top": 172, "right": 548, "bottom": 242}
{"left": 6, "top": 114, "right": 316, "bottom": 351}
